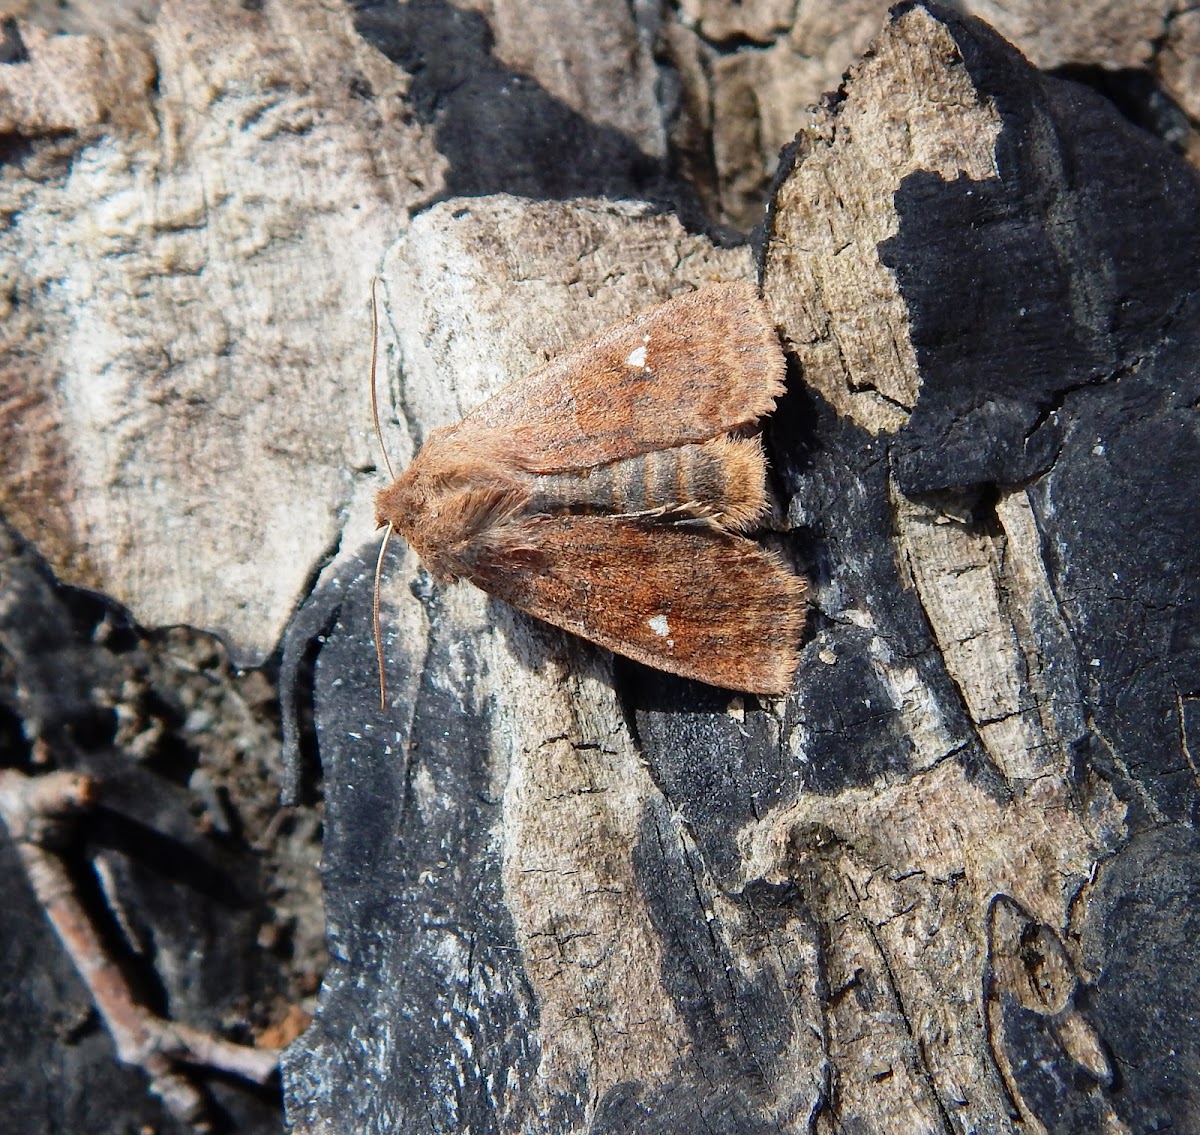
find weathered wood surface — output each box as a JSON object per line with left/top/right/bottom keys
{"left": 282, "top": 6, "right": 1200, "bottom": 1135}
{"left": 0, "top": 0, "right": 1198, "bottom": 1133}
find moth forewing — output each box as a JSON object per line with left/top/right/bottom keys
{"left": 445, "top": 281, "right": 788, "bottom": 473}
{"left": 468, "top": 516, "right": 806, "bottom": 695}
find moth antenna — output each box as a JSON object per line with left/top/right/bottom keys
{"left": 374, "top": 521, "right": 394, "bottom": 711}
{"left": 370, "top": 277, "right": 396, "bottom": 482}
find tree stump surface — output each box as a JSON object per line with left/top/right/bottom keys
{"left": 0, "top": 1, "right": 1197, "bottom": 1133}
{"left": 282, "top": 5, "right": 1200, "bottom": 1134}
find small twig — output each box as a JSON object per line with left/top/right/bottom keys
{"left": 0, "top": 768, "right": 281, "bottom": 1130}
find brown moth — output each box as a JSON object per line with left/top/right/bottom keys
{"left": 372, "top": 281, "right": 806, "bottom": 699}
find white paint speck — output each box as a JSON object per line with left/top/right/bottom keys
{"left": 625, "top": 344, "right": 648, "bottom": 369}
{"left": 648, "top": 614, "right": 670, "bottom": 637}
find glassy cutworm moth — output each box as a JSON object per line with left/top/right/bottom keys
{"left": 372, "top": 281, "right": 806, "bottom": 700}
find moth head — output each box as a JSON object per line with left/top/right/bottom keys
{"left": 375, "top": 432, "right": 527, "bottom": 581}
{"left": 374, "top": 451, "right": 454, "bottom": 579}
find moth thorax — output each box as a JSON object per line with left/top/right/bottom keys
{"left": 526, "top": 435, "right": 768, "bottom": 531}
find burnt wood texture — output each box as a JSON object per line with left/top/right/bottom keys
{"left": 1, "top": 1, "right": 1198, "bottom": 1133}
{"left": 282, "top": 5, "right": 1200, "bottom": 1135}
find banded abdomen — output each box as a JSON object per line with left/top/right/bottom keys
{"left": 526, "top": 435, "right": 769, "bottom": 533}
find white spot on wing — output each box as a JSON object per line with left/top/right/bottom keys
{"left": 648, "top": 614, "right": 670, "bottom": 637}
{"left": 625, "top": 345, "right": 648, "bottom": 369}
